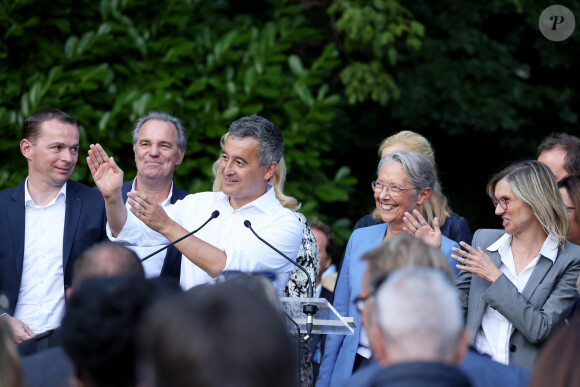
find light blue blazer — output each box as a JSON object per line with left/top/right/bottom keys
{"left": 315, "top": 223, "right": 459, "bottom": 387}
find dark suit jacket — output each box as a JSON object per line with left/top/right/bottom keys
{"left": 0, "top": 179, "right": 108, "bottom": 315}
{"left": 456, "top": 229, "right": 580, "bottom": 371}
{"left": 121, "top": 181, "right": 190, "bottom": 280}
{"left": 369, "top": 361, "right": 471, "bottom": 387}
{"left": 343, "top": 349, "right": 530, "bottom": 387}
{"left": 21, "top": 346, "right": 72, "bottom": 387}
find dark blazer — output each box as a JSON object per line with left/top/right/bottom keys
{"left": 369, "top": 361, "right": 471, "bottom": 387}
{"left": 21, "top": 346, "right": 72, "bottom": 387}
{"left": 0, "top": 179, "right": 108, "bottom": 315}
{"left": 456, "top": 229, "right": 580, "bottom": 371}
{"left": 342, "top": 349, "right": 530, "bottom": 387}
{"left": 121, "top": 181, "right": 190, "bottom": 280}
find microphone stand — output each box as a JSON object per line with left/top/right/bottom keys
{"left": 244, "top": 220, "right": 319, "bottom": 339}
{"left": 140, "top": 210, "right": 220, "bottom": 262}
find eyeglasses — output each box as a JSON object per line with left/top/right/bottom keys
{"left": 353, "top": 294, "right": 372, "bottom": 314}
{"left": 371, "top": 181, "right": 416, "bottom": 196}
{"left": 353, "top": 274, "right": 389, "bottom": 314}
{"left": 492, "top": 197, "right": 512, "bottom": 210}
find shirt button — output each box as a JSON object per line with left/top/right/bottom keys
{"left": 509, "top": 345, "right": 517, "bottom": 352}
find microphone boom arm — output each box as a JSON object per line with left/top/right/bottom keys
{"left": 141, "top": 210, "right": 220, "bottom": 262}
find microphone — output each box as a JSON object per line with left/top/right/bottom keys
{"left": 244, "top": 220, "right": 318, "bottom": 338}
{"left": 140, "top": 210, "right": 220, "bottom": 262}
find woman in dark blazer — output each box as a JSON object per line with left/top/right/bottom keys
{"left": 453, "top": 160, "right": 580, "bottom": 371}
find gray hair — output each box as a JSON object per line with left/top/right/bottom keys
{"left": 132, "top": 111, "right": 187, "bottom": 152}
{"left": 373, "top": 267, "right": 463, "bottom": 363}
{"left": 377, "top": 150, "right": 436, "bottom": 196}
{"left": 227, "top": 114, "right": 284, "bottom": 166}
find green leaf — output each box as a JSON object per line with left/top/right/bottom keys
{"left": 64, "top": 36, "right": 78, "bottom": 58}
{"left": 221, "top": 106, "right": 240, "bottom": 120}
{"left": 288, "top": 55, "right": 304, "bottom": 76}
{"left": 294, "top": 83, "right": 314, "bottom": 106}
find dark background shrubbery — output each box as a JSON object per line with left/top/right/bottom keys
{"left": 2, "top": 0, "right": 579, "bottom": 254}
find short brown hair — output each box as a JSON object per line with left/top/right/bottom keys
{"left": 537, "top": 133, "right": 580, "bottom": 177}
{"left": 22, "top": 108, "right": 77, "bottom": 143}
{"left": 309, "top": 220, "right": 337, "bottom": 263}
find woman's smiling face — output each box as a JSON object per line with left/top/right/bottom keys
{"left": 374, "top": 161, "right": 429, "bottom": 231}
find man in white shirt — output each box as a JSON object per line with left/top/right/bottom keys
{"left": 120, "top": 111, "right": 190, "bottom": 279}
{"left": 88, "top": 114, "right": 302, "bottom": 292}
{"left": 0, "top": 109, "right": 108, "bottom": 343}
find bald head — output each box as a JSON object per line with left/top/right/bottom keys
{"left": 72, "top": 242, "right": 144, "bottom": 289}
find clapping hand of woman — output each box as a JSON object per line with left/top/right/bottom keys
{"left": 451, "top": 242, "right": 502, "bottom": 283}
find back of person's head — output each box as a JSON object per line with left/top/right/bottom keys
{"left": 22, "top": 108, "right": 77, "bottom": 142}
{"left": 530, "top": 317, "right": 580, "bottom": 387}
{"left": 71, "top": 241, "right": 144, "bottom": 290}
{"left": 227, "top": 114, "right": 284, "bottom": 166}
{"left": 132, "top": 110, "right": 187, "bottom": 152}
{"left": 61, "top": 276, "right": 179, "bottom": 387}
{"left": 362, "top": 233, "right": 453, "bottom": 293}
{"left": 537, "top": 133, "right": 580, "bottom": 176}
{"left": 0, "top": 306, "right": 23, "bottom": 387}
{"left": 137, "top": 276, "right": 296, "bottom": 387}
{"left": 488, "top": 160, "right": 569, "bottom": 245}
{"left": 371, "top": 267, "right": 466, "bottom": 365}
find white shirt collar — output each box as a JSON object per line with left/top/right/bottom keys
{"left": 487, "top": 232, "right": 559, "bottom": 263}
{"left": 24, "top": 177, "right": 67, "bottom": 208}
{"left": 132, "top": 178, "right": 173, "bottom": 206}
{"left": 227, "top": 183, "right": 278, "bottom": 215}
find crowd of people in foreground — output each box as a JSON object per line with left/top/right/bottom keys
{"left": 1, "top": 107, "right": 580, "bottom": 387}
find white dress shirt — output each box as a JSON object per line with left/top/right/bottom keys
{"left": 125, "top": 179, "right": 174, "bottom": 278}
{"left": 14, "top": 179, "right": 67, "bottom": 334}
{"left": 475, "top": 232, "right": 558, "bottom": 364}
{"left": 109, "top": 185, "right": 302, "bottom": 293}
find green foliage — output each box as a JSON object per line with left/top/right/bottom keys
{"left": 377, "top": 0, "right": 580, "bottom": 229}
{"left": 0, "top": 0, "right": 357, "bottom": 241}
{"left": 5, "top": 0, "right": 577, "bottom": 246}
{"left": 328, "top": 0, "right": 424, "bottom": 105}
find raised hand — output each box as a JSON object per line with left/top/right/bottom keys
{"left": 87, "top": 143, "right": 123, "bottom": 199}
{"left": 451, "top": 242, "right": 502, "bottom": 283}
{"left": 403, "top": 209, "right": 442, "bottom": 248}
